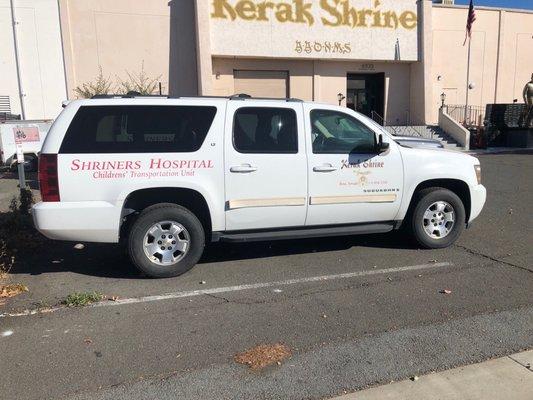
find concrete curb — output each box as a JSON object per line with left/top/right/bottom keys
{"left": 333, "top": 350, "right": 533, "bottom": 400}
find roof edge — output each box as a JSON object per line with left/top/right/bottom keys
{"left": 433, "top": 4, "right": 533, "bottom": 15}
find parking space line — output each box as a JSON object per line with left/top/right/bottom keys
{"left": 0, "top": 262, "right": 452, "bottom": 318}
{"left": 94, "top": 262, "right": 452, "bottom": 307}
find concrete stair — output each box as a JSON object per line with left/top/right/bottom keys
{"left": 383, "top": 125, "right": 463, "bottom": 150}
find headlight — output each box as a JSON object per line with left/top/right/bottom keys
{"left": 474, "top": 165, "right": 481, "bottom": 184}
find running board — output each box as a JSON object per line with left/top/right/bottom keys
{"left": 212, "top": 222, "right": 395, "bottom": 243}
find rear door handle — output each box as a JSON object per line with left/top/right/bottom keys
{"left": 230, "top": 164, "right": 258, "bottom": 173}
{"left": 313, "top": 164, "right": 337, "bottom": 172}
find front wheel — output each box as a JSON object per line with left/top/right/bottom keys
{"left": 411, "top": 188, "right": 465, "bottom": 249}
{"left": 128, "top": 203, "right": 205, "bottom": 278}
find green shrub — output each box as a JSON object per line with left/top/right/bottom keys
{"left": 0, "top": 188, "right": 37, "bottom": 276}
{"left": 63, "top": 292, "right": 104, "bottom": 307}
{"left": 74, "top": 67, "right": 114, "bottom": 98}
{"left": 116, "top": 62, "right": 162, "bottom": 95}
{"left": 73, "top": 63, "right": 163, "bottom": 99}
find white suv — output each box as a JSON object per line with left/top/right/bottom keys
{"left": 33, "top": 95, "right": 486, "bottom": 278}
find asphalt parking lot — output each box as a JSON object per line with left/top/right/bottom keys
{"left": 0, "top": 153, "right": 532, "bottom": 400}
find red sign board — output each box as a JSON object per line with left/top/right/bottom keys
{"left": 13, "top": 127, "right": 40, "bottom": 143}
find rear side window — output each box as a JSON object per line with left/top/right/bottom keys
{"left": 233, "top": 107, "right": 298, "bottom": 153}
{"left": 60, "top": 105, "right": 217, "bottom": 153}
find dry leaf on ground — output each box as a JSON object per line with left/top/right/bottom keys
{"left": 0, "top": 284, "right": 28, "bottom": 299}
{"left": 234, "top": 343, "right": 291, "bottom": 370}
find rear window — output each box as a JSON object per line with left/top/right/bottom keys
{"left": 59, "top": 105, "right": 217, "bottom": 153}
{"left": 233, "top": 107, "right": 298, "bottom": 154}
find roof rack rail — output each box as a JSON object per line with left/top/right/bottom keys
{"left": 90, "top": 93, "right": 304, "bottom": 102}
{"left": 229, "top": 93, "right": 303, "bottom": 102}
{"left": 168, "top": 95, "right": 234, "bottom": 99}
{"left": 91, "top": 93, "right": 168, "bottom": 99}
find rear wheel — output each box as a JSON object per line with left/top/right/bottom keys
{"left": 128, "top": 203, "right": 205, "bottom": 278}
{"left": 411, "top": 188, "right": 465, "bottom": 249}
{"left": 24, "top": 154, "right": 38, "bottom": 172}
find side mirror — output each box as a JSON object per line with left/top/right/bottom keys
{"left": 377, "top": 134, "right": 390, "bottom": 153}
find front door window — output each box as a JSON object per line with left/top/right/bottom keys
{"left": 310, "top": 109, "right": 376, "bottom": 154}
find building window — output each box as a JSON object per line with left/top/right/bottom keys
{"left": 233, "top": 107, "right": 298, "bottom": 154}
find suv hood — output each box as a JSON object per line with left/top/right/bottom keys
{"left": 393, "top": 136, "right": 444, "bottom": 149}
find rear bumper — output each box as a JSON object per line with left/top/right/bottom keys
{"left": 469, "top": 184, "right": 487, "bottom": 223}
{"left": 32, "top": 201, "right": 121, "bottom": 243}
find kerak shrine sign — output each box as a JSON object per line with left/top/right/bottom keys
{"left": 210, "top": 0, "right": 419, "bottom": 61}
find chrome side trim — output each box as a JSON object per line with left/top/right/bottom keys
{"left": 228, "top": 197, "right": 307, "bottom": 210}
{"left": 310, "top": 194, "right": 397, "bottom": 205}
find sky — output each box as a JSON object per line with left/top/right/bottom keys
{"left": 452, "top": 0, "right": 533, "bottom": 10}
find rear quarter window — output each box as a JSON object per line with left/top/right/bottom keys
{"left": 59, "top": 105, "right": 217, "bottom": 153}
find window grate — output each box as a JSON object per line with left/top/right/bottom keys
{"left": 0, "top": 96, "right": 11, "bottom": 113}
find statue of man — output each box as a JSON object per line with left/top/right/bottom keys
{"left": 523, "top": 73, "right": 533, "bottom": 128}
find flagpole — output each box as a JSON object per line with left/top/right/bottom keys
{"left": 465, "top": 36, "right": 472, "bottom": 125}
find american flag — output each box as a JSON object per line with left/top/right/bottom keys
{"left": 463, "top": 0, "right": 476, "bottom": 46}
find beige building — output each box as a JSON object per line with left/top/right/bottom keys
{"left": 1, "top": 0, "right": 67, "bottom": 120}
{"left": 3, "top": 0, "right": 532, "bottom": 126}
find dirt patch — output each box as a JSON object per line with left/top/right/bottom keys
{"left": 234, "top": 343, "right": 292, "bottom": 370}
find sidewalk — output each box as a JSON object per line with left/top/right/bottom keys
{"left": 466, "top": 147, "right": 533, "bottom": 155}
{"left": 334, "top": 350, "right": 533, "bottom": 400}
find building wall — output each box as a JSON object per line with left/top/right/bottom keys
{"left": 212, "top": 58, "right": 314, "bottom": 100}
{"left": 409, "top": 0, "right": 433, "bottom": 126}
{"left": 58, "top": 0, "right": 198, "bottom": 99}
{"left": 212, "top": 57, "right": 411, "bottom": 125}
{"left": 431, "top": 5, "right": 533, "bottom": 124}
{"left": 496, "top": 11, "right": 533, "bottom": 103}
{"left": 5, "top": 0, "right": 528, "bottom": 126}
{"left": 314, "top": 61, "right": 412, "bottom": 125}
{"left": 0, "top": 0, "right": 66, "bottom": 119}
{"left": 205, "top": 0, "right": 426, "bottom": 125}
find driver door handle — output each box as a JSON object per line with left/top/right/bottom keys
{"left": 230, "top": 164, "right": 258, "bottom": 173}
{"left": 313, "top": 164, "right": 337, "bottom": 172}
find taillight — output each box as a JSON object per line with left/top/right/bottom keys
{"left": 39, "top": 154, "right": 60, "bottom": 202}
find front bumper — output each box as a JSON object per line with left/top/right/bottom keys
{"left": 32, "top": 201, "right": 121, "bottom": 243}
{"left": 469, "top": 184, "right": 487, "bottom": 223}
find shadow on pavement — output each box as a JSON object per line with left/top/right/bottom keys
{"left": 9, "top": 231, "right": 417, "bottom": 279}
{"left": 0, "top": 171, "right": 39, "bottom": 190}
{"left": 202, "top": 231, "right": 416, "bottom": 264}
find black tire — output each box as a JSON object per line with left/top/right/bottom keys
{"left": 23, "top": 154, "right": 38, "bottom": 172}
{"left": 128, "top": 203, "right": 205, "bottom": 278}
{"left": 411, "top": 187, "right": 465, "bottom": 249}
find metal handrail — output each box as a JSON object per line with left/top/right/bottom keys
{"left": 370, "top": 110, "right": 385, "bottom": 126}
{"left": 444, "top": 104, "right": 485, "bottom": 127}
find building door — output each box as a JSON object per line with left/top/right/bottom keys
{"left": 234, "top": 70, "right": 289, "bottom": 98}
{"left": 347, "top": 73, "right": 385, "bottom": 119}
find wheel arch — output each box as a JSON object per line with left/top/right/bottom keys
{"left": 120, "top": 187, "right": 213, "bottom": 242}
{"left": 405, "top": 179, "right": 471, "bottom": 224}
